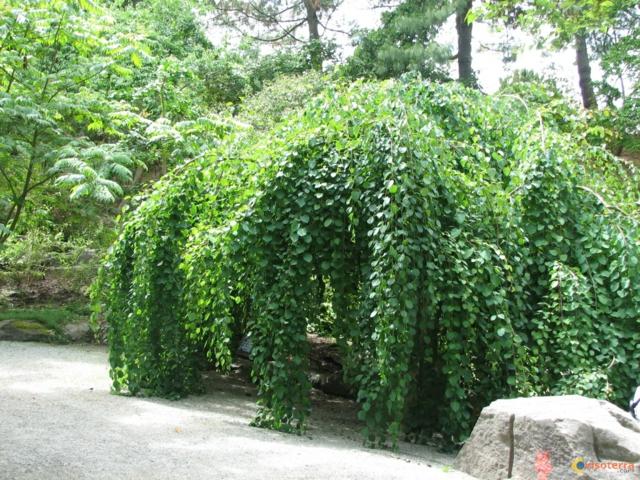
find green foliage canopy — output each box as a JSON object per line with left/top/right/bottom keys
{"left": 95, "top": 76, "right": 640, "bottom": 446}
{"left": 0, "top": 0, "right": 264, "bottom": 242}
{"left": 237, "top": 70, "right": 328, "bottom": 130}
{"left": 0, "top": 0, "right": 145, "bottom": 240}
{"left": 591, "top": 4, "right": 640, "bottom": 153}
{"left": 344, "top": 0, "right": 455, "bottom": 80}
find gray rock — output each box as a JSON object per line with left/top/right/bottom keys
{"left": 62, "top": 321, "right": 93, "bottom": 343}
{"left": 0, "top": 288, "right": 21, "bottom": 307}
{"left": 237, "top": 335, "right": 252, "bottom": 358}
{"left": 309, "top": 371, "right": 354, "bottom": 398}
{"left": 76, "top": 248, "right": 98, "bottom": 264}
{"left": 454, "top": 395, "right": 640, "bottom": 480}
{"left": 0, "top": 319, "right": 55, "bottom": 342}
{"left": 631, "top": 386, "right": 640, "bottom": 419}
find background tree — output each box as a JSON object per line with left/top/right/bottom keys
{"left": 481, "top": 0, "right": 637, "bottom": 110}
{"left": 344, "top": 0, "right": 477, "bottom": 86}
{"left": 344, "top": 0, "right": 452, "bottom": 80}
{"left": 0, "top": 0, "right": 144, "bottom": 243}
{"left": 590, "top": 3, "right": 640, "bottom": 153}
{"left": 456, "top": 0, "right": 475, "bottom": 86}
{"left": 209, "top": 0, "right": 343, "bottom": 69}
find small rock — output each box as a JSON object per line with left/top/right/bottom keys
{"left": 77, "top": 249, "right": 98, "bottom": 263}
{"left": 309, "top": 371, "right": 354, "bottom": 399}
{"left": 237, "top": 335, "right": 252, "bottom": 358}
{"left": 62, "top": 321, "right": 93, "bottom": 343}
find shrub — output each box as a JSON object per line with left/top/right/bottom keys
{"left": 237, "top": 71, "right": 328, "bottom": 131}
{"left": 0, "top": 230, "right": 91, "bottom": 273}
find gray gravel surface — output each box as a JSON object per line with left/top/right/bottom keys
{"left": 0, "top": 341, "right": 476, "bottom": 480}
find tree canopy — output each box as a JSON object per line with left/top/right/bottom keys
{"left": 0, "top": 0, "right": 142, "bottom": 242}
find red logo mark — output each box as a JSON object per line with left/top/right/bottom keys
{"left": 535, "top": 451, "right": 553, "bottom": 480}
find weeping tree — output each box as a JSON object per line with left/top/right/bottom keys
{"left": 94, "top": 76, "right": 640, "bottom": 445}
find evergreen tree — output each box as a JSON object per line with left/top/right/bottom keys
{"left": 344, "top": 0, "right": 477, "bottom": 86}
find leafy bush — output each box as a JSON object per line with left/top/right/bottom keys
{"left": 0, "top": 229, "right": 98, "bottom": 308}
{"left": 94, "top": 76, "right": 640, "bottom": 446}
{"left": 238, "top": 71, "right": 328, "bottom": 130}
{"left": 498, "top": 71, "right": 633, "bottom": 155}
{"left": 245, "top": 47, "right": 318, "bottom": 92}
{"left": 0, "top": 230, "right": 91, "bottom": 273}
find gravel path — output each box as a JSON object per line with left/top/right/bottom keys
{"left": 0, "top": 341, "right": 475, "bottom": 480}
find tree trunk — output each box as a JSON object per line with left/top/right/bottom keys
{"left": 0, "top": 130, "right": 39, "bottom": 245}
{"left": 575, "top": 33, "right": 597, "bottom": 109}
{"left": 455, "top": 0, "right": 475, "bottom": 87}
{"left": 304, "top": 0, "right": 322, "bottom": 70}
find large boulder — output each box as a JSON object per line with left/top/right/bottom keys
{"left": 455, "top": 395, "right": 640, "bottom": 480}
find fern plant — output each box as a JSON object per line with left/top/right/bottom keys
{"left": 53, "top": 145, "right": 135, "bottom": 203}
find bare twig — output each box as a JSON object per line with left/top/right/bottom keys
{"left": 577, "top": 185, "right": 634, "bottom": 217}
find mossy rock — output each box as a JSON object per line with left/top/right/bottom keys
{"left": 0, "top": 319, "right": 57, "bottom": 342}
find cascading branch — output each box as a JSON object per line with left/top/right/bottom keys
{"left": 93, "top": 76, "right": 640, "bottom": 445}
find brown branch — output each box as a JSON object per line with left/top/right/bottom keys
{"left": 224, "top": 18, "right": 307, "bottom": 43}
{"left": 248, "top": 0, "right": 300, "bottom": 23}
{"left": 0, "top": 65, "right": 29, "bottom": 92}
{"left": 211, "top": 1, "right": 301, "bottom": 25}
{"left": 210, "top": 0, "right": 310, "bottom": 42}
{"left": 317, "top": 17, "right": 350, "bottom": 36}
{"left": 316, "top": 0, "right": 342, "bottom": 36}
{"left": 39, "top": 10, "right": 66, "bottom": 102}
{"left": 46, "top": 64, "right": 112, "bottom": 104}
{"left": 0, "top": 164, "right": 18, "bottom": 200}
{"left": 26, "top": 172, "right": 57, "bottom": 194}
{"left": 577, "top": 185, "right": 634, "bottom": 217}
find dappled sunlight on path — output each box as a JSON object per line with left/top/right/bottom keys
{"left": 0, "top": 341, "right": 474, "bottom": 480}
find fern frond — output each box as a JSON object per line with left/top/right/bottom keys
{"left": 110, "top": 152, "right": 134, "bottom": 167}
{"left": 106, "top": 163, "right": 133, "bottom": 182}
{"left": 69, "top": 184, "right": 91, "bottom": 201}
{"left": 80, "top": 166, "right": 98, "bottom": 181}
{"left": 81, "top": 146, "right": 108, "bottom": 163}
{"left": 52, "top": 157, "right": 88, "bottom": 173}
{"left": 93, "top": 183, "right": 116, "bottom": 203}
{"left": 98, "top": 178, "right": 124, "bottom": 197}
{"left": 55, "top": 173, "right": 86, "bottom": 186}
